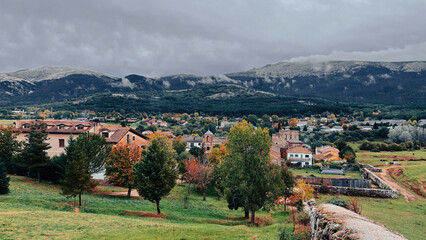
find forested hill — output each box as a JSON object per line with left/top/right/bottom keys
{"left": 1, "top": 61, "right": 426, "bottom": 107}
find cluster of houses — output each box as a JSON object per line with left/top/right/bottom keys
{"left": 182, "top": 131, "right": 227, "bottom": 154}
{"left": 269, "top": 129, "right": 341, "bottom": 167}
{"left": 12, "top": 120, "right": 150, "bottom": 157}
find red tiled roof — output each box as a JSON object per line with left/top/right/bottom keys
{"left": 14, "top": 120, "right": 95, "bottom": 134}
{"left": 287, "top": 147, "right": 312, "bottom": 154}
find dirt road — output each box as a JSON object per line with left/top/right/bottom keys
{"left": 377, "top": 166, "right": 418, "bottom": 202}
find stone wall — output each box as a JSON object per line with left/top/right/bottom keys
{"left": 312, "top": 185, "right": 398, "bottom": 198}
{"left": 359, "top": 163, "right": 382, "bottom": 172}
{"left": 362, "top": 168, "right": 398, "bottom": 192}
{"left": 308, "top": 200, "right": 407, "bottom": 240}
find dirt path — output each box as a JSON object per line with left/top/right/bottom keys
{"left": 377, "top": 166, "right": 418, "bottom": 202}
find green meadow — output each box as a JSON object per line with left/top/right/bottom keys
{"left": 0, "top": 176, "right": 291, "bottom": 240}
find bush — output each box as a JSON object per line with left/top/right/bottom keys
{"left": 254, "top": 216, "right": 272, "bottom": 227}
{"left": 0, "top": 162, "right": 10, "bottom": 194}
{"left": 278, "top": 226, "right": 294, "bottom": 240}
{"left": 327, "top": 198, "right": 349, "bottom": 209}
{"left": 297, "top": 211, "right": 310, "bottom": 225}
{"left": 318, "top": 185, "right": 329, "bottom": 194}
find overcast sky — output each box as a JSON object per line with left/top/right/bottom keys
{"left": 1, "top": 0, "right": 425, "bottom": 77}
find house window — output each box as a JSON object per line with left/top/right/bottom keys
{"left": 133, "top": 136, "right": 136, "bottom": 141}
{"left": 102, "top": 132, "right": 109, "bottom": 138}
{"left": 23, "top": 124, "right": 29, "bottom": 129}
{"left": 127, "top": 134, "right": 130, "bottom": 144}
{"left": 290, "top": 154, "right": 294, "bottom": 157}
{"left": 305, "top": 155, "right": 309, "bottom": 158}
{"left": 76, "top": 125, "right": 85, "bottom": 130}
{"left": 295, "top": 154, "right": 299, "bottom": 157}
{"left": 190, "top": 143, "right": 194, "bottom": 147}
{"left": 207, "top": 147, "right": 210, "bottom": 151}
{"left": 59, "top": 139, "right": 65, "bottom": 148}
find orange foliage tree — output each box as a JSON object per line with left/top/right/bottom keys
{"left": 105, "top": 144, "right": 142, "bottom": 197}
{"left": 289, "top": 118, "right": 298, "bottom": 127}
{"left": 185, "top": 157, "right": 213, "bottom": 201}
{"left": 292, "top": 179, "right": 314, "bottom": 202}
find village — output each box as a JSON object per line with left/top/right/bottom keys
{"left": 1, "top": 109, "right": 425, "bottom": 239}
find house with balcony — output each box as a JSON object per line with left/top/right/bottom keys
{"left": 287, "top": 147, "right": 313, "bottom": 167}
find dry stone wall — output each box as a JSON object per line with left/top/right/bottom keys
{"left": 308, "top": 200, "right": 407, "bottom": 240}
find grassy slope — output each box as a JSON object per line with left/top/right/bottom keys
{"left": 0, "top": 176, "right": 289, "bottom": 239}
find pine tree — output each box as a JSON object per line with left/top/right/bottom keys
{"left": 0, "top": 161, "right": 10, "bottom": 194}
{"left": 21, "top": 121, "right": 51, "bottom": 183}
{"left": 0, "top": 126, "right": 21, "bottom": 172}
{"left": 134, "top": 135, "right": 177, "bottom": 214}
{"left": 61, "top": 133, "right": 110, "bottom": 206}
{"left": 61, "top": 145, "right": 96, "bottom": 206}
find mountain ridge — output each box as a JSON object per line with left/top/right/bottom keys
{"left": 1, "top": 61, "right": 425, "bottom": 106}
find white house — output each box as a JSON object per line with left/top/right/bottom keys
{"left": 181, "top": 135, "right": 203, "bottom": 151}
{"left": 287, "top": 147, "right": 313, "bottom": 167}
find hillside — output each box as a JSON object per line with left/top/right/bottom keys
{"left": 41, "top": 84, "right": 354, "bottom": 116}
{"left": 1, "top": 61, "right": 426, "bottom": 107}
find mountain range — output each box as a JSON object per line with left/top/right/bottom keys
{"left": 1, "top": 61, "right": 426, "bottom": 107}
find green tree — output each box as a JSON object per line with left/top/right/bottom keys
{"left": 222, "top": 121, "right": 285, "bottom": 224}
{"left": 61, "top": 134, "right": 111, "bottom": 206}
{"left": 246, "top": 114, "right": 258, "bottom": 126}
{"left": 271, "top": 115, "right": 279, "bottom": 123}
{"left": 172, "top": 137, "right": 187, "bottom": 155}
{"left": 280, "top": 166, "right": 295, "bottom": 211}
{"left": 21, "top": 121, "right": 51, "bottom": 183}
{"left": 134, "top": 135, "right": 178, "bottom": 214}
{"left": 0, "top": 126, "right": 21, "bottom": 172}
{"left": 61, "top": 144, "right": 97, "bottom": 206}
{"left": 262, "top": 114, "right": 270, "bottom": 123}
{"left": 0, "top": 161, "right": 10, "bottom": 194}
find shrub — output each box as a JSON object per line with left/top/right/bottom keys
{"left": 297, "top": 211, "right": 310, "bottom": 225}
{"left": 254, "top": 216, "right": 272, "bottom": 227}
{"left": 294, "top": 224, "right": 311, "bottom": 240}
{"left": 327, "top": 198, "right": 349, "bottom": 209}
{"left": 0, "top": 162, "right": 10, "bottom": 194}
{"left": 278, "top": 226, "right": 294, "bottom": 240}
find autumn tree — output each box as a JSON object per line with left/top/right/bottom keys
{"left": 289, "top": 118, "right": 298, "bottom": 128}
{"left": 222, "top": 120, "right": 286, "bottom": 224}
{"left": 292, "top": 179, "right": 314, "bottom": 202}
{"left": 134, "top": 135, "right": 177, "bottom": 214}
{"left": 185, "top": 157, "right": 213, "bottom": 200}
{"left": 105, "top": 144, "right": 142, "bottom": 197}
{"left": 209, "top": 145, "right": 227, "bottom": 168}
{"left": 21, "top": 121, "right": 51, "bottom": 183}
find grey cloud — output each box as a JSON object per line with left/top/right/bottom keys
{"left": 0, "top": 0, "right": 425, "bottom": 77}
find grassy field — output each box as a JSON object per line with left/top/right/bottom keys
{"left": 0, "top": 176, "right": 290, "bottom": 239}
{"left": 349, "top": 141, "right": 426, "bottom": 168}
{"left": 291, "top": 169, "right": 362, "bottom": 179}
{"left": 317, "top": 194, "right": 426, "bottom": 240}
